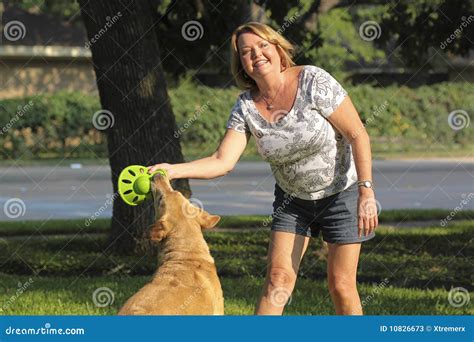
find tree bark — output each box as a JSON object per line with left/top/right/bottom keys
{"left": 79, "top": 0, "right": 191, "bottom": 254}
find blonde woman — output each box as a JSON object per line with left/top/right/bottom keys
{"left": 148, "top": 22, "right": 378, "bottom": 315}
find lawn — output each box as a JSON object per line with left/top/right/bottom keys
{"left": 0, "top": 213, "right": 472, "bottom": 315}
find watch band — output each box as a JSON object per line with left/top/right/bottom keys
{"left": 357, "top": 180, "right": 374, "bottom": 189}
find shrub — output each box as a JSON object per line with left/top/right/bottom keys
{"left": 0, "top": 81, "right": 471, "bottom": 160}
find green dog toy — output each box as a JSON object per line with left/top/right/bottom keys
{"left": 118, "top": 165, "right": 168, "bottom": 206}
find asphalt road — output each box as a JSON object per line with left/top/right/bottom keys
{"left": 0, "top": 160, "right": 472, "bottom": 221}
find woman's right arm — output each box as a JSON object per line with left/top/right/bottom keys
{"left": 147, "top": 129, "right": 250, "bottom": 180}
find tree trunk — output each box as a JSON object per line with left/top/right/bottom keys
{"left": 79, "top": 0, "right": 191, "bottom": 254}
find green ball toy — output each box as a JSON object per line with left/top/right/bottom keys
{"left": 118, "top": 165, "right": 168, "bottom": 206}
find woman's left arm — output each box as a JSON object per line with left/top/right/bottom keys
{"left": 326, "top": 96, "right": 379, "bottom": 237}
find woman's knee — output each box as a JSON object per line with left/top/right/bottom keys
{"left": 265, "top": 266, "right": 297, "bottom": 289}
{"left": 261, "top": 266, "right": 296, "bottom": 307}
{"left": 327, "top": 274, "right": 357, "bottom": 299}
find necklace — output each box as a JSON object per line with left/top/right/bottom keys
{"left": 261, "top": 79, "right": 283, "bottom": 110}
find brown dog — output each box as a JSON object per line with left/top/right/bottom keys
{"left": 118, "top": 173, "right": 224, "bottom": 315}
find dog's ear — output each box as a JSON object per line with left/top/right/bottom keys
{"left": 149, "top": 219, "right": 170, "bottom": 242}
{"left": 197, "top": 210, "right": 221, "bottom": 230}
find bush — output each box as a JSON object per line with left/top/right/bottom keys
{"left": 350, "top": 82, "right": 473, "bottom": 151}
{"left": 0, "top": 91, "right": 104, "bottom": 159}
{"left": 0, "top": 81, "right": 472, "bottom": 160}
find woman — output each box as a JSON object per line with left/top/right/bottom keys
{"left": 148, "top": 22, "right": 378, "bottom": 315}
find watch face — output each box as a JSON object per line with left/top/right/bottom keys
{"left": 358, "top": 181, "right": 373, "bottom": 188}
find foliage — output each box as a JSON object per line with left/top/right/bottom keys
{"left": 306, "top": 7, "right": 386, "bottom": 79}
{"left": 377, "top": 0, "right": 473, "bottom": 67}
{"left": 0, "top": 91, "right": 104, "bottom": 159}
{"left": 1, "top": 80, "right": 471, "bottom": 160}
{"left": 149, "top": 0, "right": 248, "bottom": 76}
{"left": 7, "top": 0, "right": 472, "bottom": 75}
{"left": 6, "top": 0, "right": 82, "bottom": 22}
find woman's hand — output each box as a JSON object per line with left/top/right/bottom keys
{"left": 147, "top": 163, "right": 177, "bottom": 180}
{"left": 357, "top": 188, "right": 379, "bottom": 237}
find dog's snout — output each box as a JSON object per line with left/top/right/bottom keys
{"left": 152, "top": 174, "right": 162, "bottom": 184}
{"left": 151, "top": 172, "right": 173, "bottom": 194}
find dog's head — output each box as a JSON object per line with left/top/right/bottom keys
{"left": 149, "top": 173, "right": 220, "bottom": 242}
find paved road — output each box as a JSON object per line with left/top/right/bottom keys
{"left": 0, "top": 160, "right": 472, "bottom": 221}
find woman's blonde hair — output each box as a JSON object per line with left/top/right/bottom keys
{"left": 230, "top": 22, "right": 296, "bottom": 90}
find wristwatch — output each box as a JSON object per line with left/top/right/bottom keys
{"left": 357, "top": 180, "right": 374, "bottom": 189}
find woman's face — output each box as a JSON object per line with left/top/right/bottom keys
{"left": 237, "top": 32, "right": 281, "bottom": 80}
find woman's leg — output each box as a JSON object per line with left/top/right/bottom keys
{"left": 255, "top": 231, "right": 310, "bottom": 315}
{"left": 327, "top": 242, "right": 363, "bottom": 315}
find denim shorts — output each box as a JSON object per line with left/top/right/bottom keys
{"left": 271, "top": 182, "right": 375, "bottom": 244}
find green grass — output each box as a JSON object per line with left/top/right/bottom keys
{"left": 0, "top": 218, "right": 472, "bottom": 315}
{"left": 1, "top": 210, "right": 472, "bottom": 237}
{"left": 0, "top": 274, "right": 469, "bottom": 315}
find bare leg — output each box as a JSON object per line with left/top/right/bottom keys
{"left": 255, "top": 231, "right": 310, "bottom": 315}
{"left": 327, "top": 242, "right": 363, "bottom": 315}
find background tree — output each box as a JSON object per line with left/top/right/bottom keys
{"left": 261, "top": 0, "right": 473, "bottom": 76}
{"left": 377, "top": 0, "right": 473, "bottom": 67}
{"left": 78, "top": 0, "right": 190, "bottom": 254}
{"left": 148, "top": 0, "right": 251, "bottom": 78}
{"left": 7, "top": 0, "right": 471, "bottom": 76}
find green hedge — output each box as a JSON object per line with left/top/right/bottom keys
{"left": 0, "top": 80, "right": 472, "bottom": 160}
{"left": 0, "top": 91, "right": 104, "bottom": 159}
